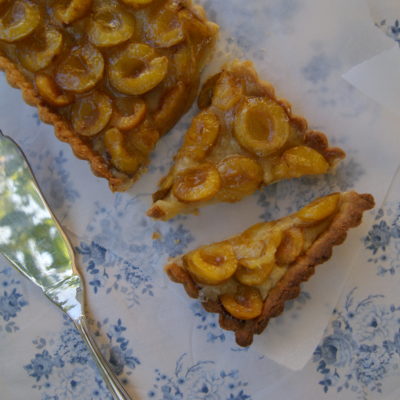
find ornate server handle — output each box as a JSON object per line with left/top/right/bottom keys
{"left": 74, "top": 316, "right": 134, "bottom": 400}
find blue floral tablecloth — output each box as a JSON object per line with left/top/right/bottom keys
{"left": 2, "top": 0, "right": 400, "bottom": 399}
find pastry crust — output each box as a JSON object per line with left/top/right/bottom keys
{"left": 165, "top": 191, "right": 375, "bottom": 346}
{"left": 0, "top": 0, "right": 218, "bottom": 192}
{"left": 148, "top": 60, "right": 346, "bottom": 220}
{"left": 0, "top": 54, "right": 127, "bottom": 190}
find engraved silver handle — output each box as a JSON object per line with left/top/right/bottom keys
{"left": 74, "top": 316, "right": 133, "bottom": 400}
{"left": 0, "top": 131, "right": 135, "bottom": 400}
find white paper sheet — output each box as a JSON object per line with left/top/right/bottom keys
{"left": 343, "top": 46, "right": 400, "bottom": 118}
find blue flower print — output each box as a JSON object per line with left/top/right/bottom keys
{"left": 152, "top": 225, "right": 194, "bottom": 258}
{"left": 313, "top": 288, "right": 400, "bottom": 398}
{"left": 355, "top": 346, "right": 390, "bottom": 388}
{"left": 364, "top": 220, "right": 391, "bottom": 254}
{"left": 302, "top": 52, "right": 340, "bottom": 84}
{"left": 26, "top": 150, "right": 79, "bottom": 213}
{"left": 353, "top": 304, "right": 392, "bottom": 342}
{"left": 149, "top": 354, "right": 251, "bottom": 400}
{"left": 24, "top": 316, "right": 138, "bottom": 399}
{"left": 376, "top": 19, "right": 400, "bottom": 47}
{"left": 0, "top": 266, "right": 28, "bottom": 334}
{"left": 57, "top": 325, "right": 90, "bottom": 365}
{"left": 94, "top": 318, "right": 141, "bottom": 377}
{"left": 384, "top": 329, "right": 400, "bottom": 357}
{"left": 227, "top": 392, "right": 251, "bottom": 400}
{"left": 191, "top": 302, "right": 226, "bottom": 344}
{"left": 0, "top": 288, "right": 27, "bottom": 321}
{"left": 76, "top": 241, "right": 154, "bottom": 306}
{"left": 25, "top": 350, "right": 64, "bottom": 382}
{"left": 32, "top": 112, "right": 41, "bottom": 126}
{"left": 364, "top": 202, "right": 400, "bottom": 276}
{"left": 317, "top": 331, "right": 357, "bottom": 368}
{"left": 391, "top": 213, "right": 400, "bottom": 239}
{"left": 190, "top": 372, "right": 223, "bottom": 400}
{"left": 86, "top": 195, "right": 194, "bottom": 267}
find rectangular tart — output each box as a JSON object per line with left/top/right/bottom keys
{"left": 0, "top": 0, "right": 218, "bottom": 191}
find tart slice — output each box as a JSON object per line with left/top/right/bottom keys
{"left": 0, "top": 0, "right": 218, "bottom": 191}
{"left": 147, "top": 60, "right": 346, "bottom": 220}
{"left": 164, "top": 191, "right": 375, "bottom": 346}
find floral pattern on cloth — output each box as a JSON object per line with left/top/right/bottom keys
{"left": 23, "top": 316, "right": 139, "bottom": 400}
{"left": 147, "top": 353, "right": 251, "bottom": 400}
{"left": 27, "top": 149, "right": 80, "bottom": 210}
{"left": 0, "top": 266, "right": 28, "bottom": 335}
{"left": 257, "top": 155, "right": 365, "bottom": 221}
{"left": 86, "top": 195, "right": 194, "bottom": 262}
{"left": 76, "top": 241, "right": 154, "bottom": 307}
{"left": 191, "top": 303, "right": 228, "bottom": 345}
{"left": 313, "top": 288, "right": 400, "bottom": 398}
{"left": 376, "top": 18, "right": 400, "bottom": 46}
{"left": 364, "top": 202, "right": 400, "bottom": 276}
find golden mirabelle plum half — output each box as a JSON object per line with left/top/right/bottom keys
{"left": 54, "top": 0, "right": 92, "bottom": 25}
{"left": 111, "top": 97, "right": 147, "bottom": 131}
{"left": 17, "top": 27, "right": 63, "bottom": 72}
{"left": 71, "top": 91, "right": 112, "bottom": 136}
{"left": 88, "top": 1, "right": 135, "bottom": 47}
{"left": 235, "top": 262, "right": 276, "bottom": 286}
{"left": 35, "top": 74, "right": 74, "bottom": 107}
{"left": 211, "top": 72, "right": 243, "bottom": 111}
{"left": 296, "top": 193, "right": 340, "bottom": 223}
{"left": 127, "top": 123, "right": 159, "bottom": 156}
{"left": 0, "top": 1, "right": 40, "bottom": 42}
{"left": 180, "top": 110, "right": 220, "bottom": 161}
{"left": 146, "top": 4, "right": 184, "bottom": 48}
{"left": 185, "top": 242, "right": 238, "bottom": 285}
{"left": 172, "top": 164, "right": 221, "bottom": 203}
{"left": 216, "top": 155, "right": 263, "bottom": 202}
{"left": 220, "top": 286, "right": 263, "bottom": 320}
{"left": 103, "top": 128, "right": 141, "bottom": 175}
{"left": 55, "top": 44, "right": 104, "bottom": 93}
{"left": 153, "top": 82, "right": 186, "bottom": 133}
{"left": 234, "top": 97, "right": 290, "bottom": 157}
{"left": 273, "top": 146, "right": 330, "bottom": 180}
{"left": 109, "top": 43, "right": 168, "bottom": 96}
{"left": 275, "top": 227, "right": 304, "bottom": 265}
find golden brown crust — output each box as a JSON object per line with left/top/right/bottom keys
{"left": 148, "top": 204, "right": 167, "bottom": 219}
{"left": 0, "top": 54, "right": 128, "bottom": 191}
{"left": 165, "top": 191, "right": 374, "bottom": 346}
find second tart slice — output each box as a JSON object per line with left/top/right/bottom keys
{"left": 147, "top": 60, "right": 345, "bottom": 220}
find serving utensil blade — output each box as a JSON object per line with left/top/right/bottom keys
{"left": 0, "top": 131, "right": 132, "bottom": 400}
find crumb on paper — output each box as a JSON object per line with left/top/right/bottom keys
{"left": 152, "top": 231, "right": 162, "bottom": 240}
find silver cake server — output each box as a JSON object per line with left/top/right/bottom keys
{"left": 0, "top": 131, "right": 133, "bottom": 400}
